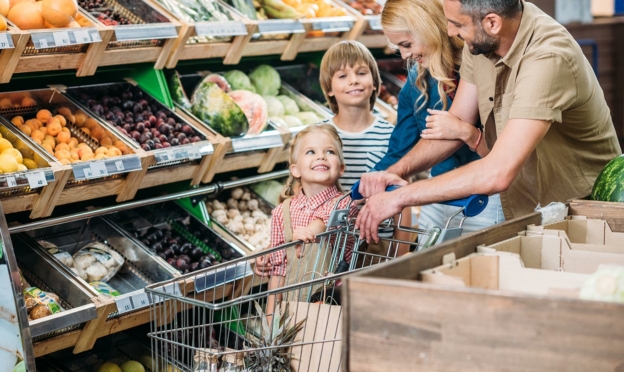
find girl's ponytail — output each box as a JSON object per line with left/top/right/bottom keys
{"left": 279, "top": 175, "right": 299, "bottom": 203}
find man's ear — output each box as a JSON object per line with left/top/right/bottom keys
{"left": 482, "top": 13, "right": 503, "bottom": 35}
{"left": 290, "top": 163, "right": 301, "bottom": 179}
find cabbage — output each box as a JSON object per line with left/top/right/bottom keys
{"left": 294, "top": 111, "right": 321, "bottom": 125}
{"left": 276, "top": 95, "right": 300, "bottom": 115}
{"left": 251, "top": 180, "right": 285, "bottom": 206}
{"left": 249, "top": 65, "right": 281, "bottom": 96}
{"left": 283, "top": 115, "right": 304, "bottom": 128}
{"left": 223, "top": 70, "right": 255, "bottom": 92}
{"left": 263, "top": 96, "right": 285, "bottom": 117}
{"left": 269, "top": 116, "right": 288, "bottom": 129}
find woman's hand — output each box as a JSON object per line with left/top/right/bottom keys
{"left": 422, "top": 109, "right": 479, "bottom": 145}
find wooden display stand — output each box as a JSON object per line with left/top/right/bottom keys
{"left": 343, "top": 201, "right": 624, "bottom": 371}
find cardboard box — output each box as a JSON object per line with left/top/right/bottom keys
{"left": 420, "top": 252, "right": 588, "bottom": 296}
{"left": 541, "top": 215, "right": 624, "bottom": 245}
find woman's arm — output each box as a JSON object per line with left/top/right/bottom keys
{"left": 421, "top": 108, "right": 490, "bottom": 157}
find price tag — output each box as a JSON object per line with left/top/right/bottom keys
{"left": 369, "top": 17, "right": 382, "bottom": 30}
{"left": 74, "top": 29, "right": 91, "bottom": 43}
{"left": 312, "top": 20, "right": 352, "bottom": 32}
{"left": 115, "top": 160, "right": 124, "bottom": 171}
{"left": 26, "top": 172, "right": 47, "bottom": 189}
{"left": 53, "top": 31, "right": 71, "bottom": 47}
{"left": 187, "top": 147, "right": 202, "bottom": 160}
{"left": 0, "top": 33, "right": 13, "bottom": 50}
{"left": 39, "top": 39, "right": 49, "bottom": 48}
{"left": 83, "top": 167, "right": 93, "bottom": 178}
{"left": 114, "top": 296, "right": 133, "bottom": 314}
{"left": 195, "top": 22, "right": 248, "bottom": 37}
{"left": 90, "top": 31, "right": 102, "bottom": 42}
{"left": 5, "top": 176, "right": 17, "bottom": 188}
{"left": 132, "top": 291, "right": 151, "bottom": 309}
{"left": 90, "top": 162, "right": 109, "bottom": 177}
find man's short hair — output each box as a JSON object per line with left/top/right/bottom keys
{"left": 456, "top": 0, "right": 522, "bottom": 22}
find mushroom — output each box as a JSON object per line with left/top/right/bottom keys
{"left": 231, "top": 188, "right": 244, "bottom": 200}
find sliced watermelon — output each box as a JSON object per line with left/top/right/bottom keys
{"left": 591, "top": 155, "right": 624, "bottom": 202}
{"left": 228, "top": 90, "right": 268, "bottom": 135}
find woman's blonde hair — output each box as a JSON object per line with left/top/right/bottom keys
{"left": 319, "top": 40, "right": 381, "bottom": 114}
{"left": 280, "top": 123, "right": 345, "bottom": 202}
{"left": 381, "top": 0, "right": 463, "bottom": 111}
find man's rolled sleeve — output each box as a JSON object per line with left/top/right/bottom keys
{"left": 459, "top": 44, "right": 475, "bottom": 85}
{"left": 509, "top": 54, "right": 577, "bottom": 123}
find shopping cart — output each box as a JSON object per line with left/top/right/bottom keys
{"left": 145, "top": 188, "right": 488, "bottom": 371}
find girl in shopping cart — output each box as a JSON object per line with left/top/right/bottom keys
{"left": 253, "top": 123, "right": 359, "bottom": 317}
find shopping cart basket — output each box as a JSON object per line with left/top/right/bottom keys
{"left": 145, "top": 188, "right": 488, "bottom": 371}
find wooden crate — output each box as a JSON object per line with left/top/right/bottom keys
{"left": 343, "top": 206, "right": 624, "bottom": 371}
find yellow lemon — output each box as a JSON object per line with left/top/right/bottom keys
{"left": 0, "top": 154, "right": 18, "bottom": 173}
{"left": 16, "top": 164, "right": 27, "bottom": 171}
{"left": 22, "top": 158, "right": 38, "bottom": 169}
{"left": 0, "top": 138, "right": 13, "bottom": 153}
{"left": 2, "top": 148, "right": 23, "bottom": 164}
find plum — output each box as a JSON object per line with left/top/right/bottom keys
{"left": 190, "top": 247, "right": 203, "bottom": 261}
{"left": 158, "top": 253, "right": 167, "bottom": 260}
{"left": 153, "top": 242, "right": 163, "bottom": 252}
{"left": 175, "top": 259, "right": 189, "bottom": 272}
{"left": 191, "top": 136, "right": 202, "bottom": 143}
{"left": 178, "top": 255, "right": 191, "bottom": 265}
{"left": 169, "top": 244, "right": 180, "bottom": 255}
{"left": 181, "top": 124, "right": 194, "bottom": 135}
{"left": 198, "top": 258, "right": 212, "bottom": 269}
{"left": 180, "top": 243, "right": 192, "bottom": 256}
{"left": 166, "top": 257, "right": 175, "bottom": 266}
{"left": 190, "top": 262, "right": 199, "bottom": 272}
{"left": 162, "top": 248, "right": 174, "bottom": 259}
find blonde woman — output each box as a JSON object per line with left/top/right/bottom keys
{"left": 371, "top": 0, "right": 504, "bottom": 234}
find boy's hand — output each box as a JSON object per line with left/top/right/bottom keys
{"left": 422, "top": 109, "right": 474, "bottom": 143}
{"left": 254, "top": 255, "right": 273, "bottom": 277}
{"left": 293, "top": 227, "right": 316, "bottom": 258}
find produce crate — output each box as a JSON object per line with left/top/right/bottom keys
{"left": 77, "top": 0, "right": 181, "bottom": 70}
{"left": 21, "top": 216, "right": 184, "bottom": 354}
{"left": 276, "top": 63, "right": 395, "bottom": 123}
{"left": 0, "top": 88, "right": 147, "bottom": 216}
{"left": 64, "top": 81, "right": 217, "bottom": 195}
{"left": 343, "top": 204, "right": 624, "bottom": 371}
{"left": 173, "top": 71, "right": 294, "bottom": 178}
{"left": 145, "top": 0, "right": 255, "bottom": 67}
{"left": 12, "top": 9, "right": 108, "bottom": 78}
{"left": 335, "top": 0, "right": 387, "bottom": 48}
{"left": 11, "top": 234, "right": 98, "bottom": 342}
{"left": 0, "top": 20, "right": 29, "bottom": 84}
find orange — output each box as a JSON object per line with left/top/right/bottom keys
{"left": 9, "top": 0, "right": 35, "bottom": 7}
{"left": 68, "top": 137, "right": 78, "bottom": 147}
{"left": 80, "top": 153, "right": 94, "bottom": 161}
{"left": 36, "top": 109, "right": 52, "bottom": 123}
{"left": 41, "top": 143, "right": 53, "bottom": 154}
{"left": 32, "top": 138, "right": 41, "bottom": 145}
{"left": 55, "top": 143, "right": 69, "bottom": 152}
{"left": 81, "top": 128, "right": 90, "bottom": 136}
{"left": 54, "top": 115, "right": 66, "bottom": 127}
{"left": 54, "top": 149, "right": 70, "bottom": 161}
{"left": 30, "top": 130, "right": 44, "bottom": 141}
{"left": 11, "top": 116, "right": 24, "bottom": 126}
{"left": 69, "top": 150, "right": 79, "bottom": 160}
{"left": 84, "top": 118, "right": 98, "bottom": 130}
{"left": 17, "top": 125, "right": 31, "bottom": 136}
{"left": 41, "top": 0, "right": 77, "bottom": 28}
{"left": 74, "top": 113, "right": 86, "bottom": 126}
{"left": 47, "top": 121, "right": 62, "bottom": 136}
{"left": 99, "top": 137, "right": 112, "bottom": 147}
{"left": 0, "top": 0, "right": 9, "bottom": 17}
{"left": 106, "top": 147, "right": 122, "bottom": 157}
{"left": 94, "top": 153, "right": 107, "bottom": 160}
{"left": 76, "top": 16, "right": 90, "bottom": 27}
{"left": 8, "top": 2, "right": 45, "bottom": 30}
{"left": 39, "top": 126, "right": 47, "bottom": 136}
{"left": 90, "top": 126, "right": 105, "bottom": 141}
{"left": 61, "top": 127, "right": 70, "bottom": 133}
{"left": 59, "top": 158, "right": 71, "bottom": 165}
{"left": 57, "top": 107, "right": 71, "bottom": 117}
{"left": 0, "top": 99, "right": 10, "bottom": 109}
{"left": 94, "top": 146, "right": 108, "bottom": 156}
{"left": 77, "top": 146, "right": 92, "bottom": 158}
{"left": 56, "top": 131, "right": 70, "bottom": 144}
{"left": 21, "top": 97, "right": 36, "bottom": 107}
{"left": 67, "top": 20, "right": 80, "bottom": 28}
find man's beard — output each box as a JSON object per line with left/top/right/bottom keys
{"left": 468, "top": 26, "right": 499, "bottom": 55}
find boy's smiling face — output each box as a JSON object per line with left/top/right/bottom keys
{"left": 328, "top": 62, "right": 375, "bottom": 111}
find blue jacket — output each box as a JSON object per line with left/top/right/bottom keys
{"left": 373, "top": 67, "right": 479, "bottom": 176}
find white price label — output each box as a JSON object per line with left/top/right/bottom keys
{"left": 5, "top": 176, "right": 17, "bottom": 188}
{"left": 115, "top": 160, "right": 124, "bottom": 171}
{"left": 83, "top": 167, "right": 93, "bottom": 178}
{"left": 115, "top": 296, "right": 133, "bottom": 314}
{"left": 26, "top": 172, "right": 47, "bottom": 189}
{"left": 53, "top": 31, "right": 71, "bottom": 46}
{"left": 0, "top": 33, "right": 11, "bottom": 49}
{"left": 90, "top": 31, "right": 101, "bottom": 42}
{"left": 39, "top": 39, "right": 48, "bottom": 48}
{"left": 90, "top": 162, "right": 109, "bottom": 177}
{"left": 73, "top": 29, "right": 91, "bottom": 43}
{"left": 133, "top": 291, "right": 151, "bottom": 309}
{"left": 188, "top": 147, "right": 202, "bottom": 160}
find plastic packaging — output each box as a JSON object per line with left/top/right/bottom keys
{"left": 23, "top": 287, "right": 64, "bottom": 320}
{"left": 89, "top": 281, "right": 121, "bottom": 298}
{"left": 535, "top": 202, "right": 568, "bottom": 225}
{"left": 72, "top": 242, "right": 124, "bottom": 282}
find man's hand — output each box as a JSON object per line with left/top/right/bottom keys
{"left": 422, "top": 109, "right": 477, "bottom": 144}
{"left": 253, "top": 255, "right": 273, "bottom": 277}
{"left": 358, "top": 171, "right": 407, "bottom": 199}
{"left": 355, "top": 190, "right": 403, "bottom": 243}
{"left": 292, "top": 227, "right": 316, "bottom": 258}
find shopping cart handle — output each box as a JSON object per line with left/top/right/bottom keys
{"left": 440, "top": 194, "right": 488, "bottom": 217}
{"left": 350, "top": 180, "right": 400, "bottom": 200}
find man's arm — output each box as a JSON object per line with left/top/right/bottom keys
{"left": 356, "top": 117, "right": 551, "bottom": 242}
{"left": 386, "top": 79, "right": 481, "bottom": 178}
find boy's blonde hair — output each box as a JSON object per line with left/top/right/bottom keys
{"left": 381, "top": 0, "right": 463, "bottom": 112}
{"left": 320, "top": 40, "right": 381, "bottom": 114}
{"left": 280, "top": 123, "right": 345, "bottom": 203}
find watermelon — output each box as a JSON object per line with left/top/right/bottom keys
{"left": 591, "top": 155, "right": 624, "bottom": 202}
{"left": 228, "top": 90, "right": 268, "bottom": 135}
{"left": 191, "top": 81, "right": 248, "bottom": 138}
{"left": 168, "top": 71, "right": 191, "bottom": 109}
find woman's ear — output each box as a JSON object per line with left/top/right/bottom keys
{"left": 290, "top": 163, "right": 301, "bottom": 179}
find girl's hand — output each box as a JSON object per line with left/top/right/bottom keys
{"left": 254, "top": 255, "right": 273, "bottom": 277}
{"left": 422, "top": 109, "right": 477, "bottom": 144}
{"left": 293, "top": 227, "right": 316, "bottom": 258}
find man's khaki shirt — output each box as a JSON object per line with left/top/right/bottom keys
{"left": 460, "top": 0, "right": 621, "bottom": 219}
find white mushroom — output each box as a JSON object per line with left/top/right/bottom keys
{"left": 244, "top": 223, "right": 255, "bottom": 234}
{"left": 231, "top": 188, "right": 244, "bottom": 200}
{"left": 251, "top": 210, "right": 266, "bottom": 218}
{"left": 212, "top": 200, "right": 225, "bottom": 210}
{"left": 238, "top": 200, "right": 248, "bottom": 211}
{"left": 247, "top": 199, "right": 259, "bottom": 211}
{"left": 233, "top": 215, "right": 244, "bottom": 222}
{"left": 243, "top": 217, "right": 255, "bottom": 226}
{"left": 241, "top": 192, "right": 251, "bottom": 201}
{"left": 227, "top": 209, "right": 241, "bottom": 219}
{"left": 227, "top": 198, "right": 238, "bottom": 209}
{"left": 242, "top": 211, "right": 251, "bottom": 218}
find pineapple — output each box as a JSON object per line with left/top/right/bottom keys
{"left": 244, "top": 301, "right": 305, "bottom": 371}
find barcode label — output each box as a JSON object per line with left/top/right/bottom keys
{"left": 195, "top": 22, "right": 248, "bottom": 37}
{"left": 0, "top": 33, "right": 13, "bottom": 49}
{"left": 5, "top": 177, "right": 16, "bottom": 188}
{"left": 26, "top": 172, "right": 47, "bottom": 189}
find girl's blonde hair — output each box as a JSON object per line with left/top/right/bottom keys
{"left": 280, "top": 123, "right": 345, "bottom": 203}
{"left": 319, "top": 40, "right": 381, "bottom": 114}
{"left": 381, "top": 0, "right": 463, "bottom": 112}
